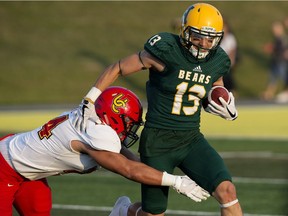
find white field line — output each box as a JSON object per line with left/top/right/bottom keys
{"left": 233, "top": 177, "right": 288, "bottom": 185}
{"left": 220, "top": 151, "right": 288, "bottom": 185}
{"left": 220, "top": 151, "right": 288, "bottom": 160}
{"left": 206, "top": 135, "right": 288, "bottom": 141}
{"left": 52, "top": 204, "right": 286, "bottom": 216}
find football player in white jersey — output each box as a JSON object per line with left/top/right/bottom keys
{"left": 0, "top": 86, "right": 209, "bottom": 216}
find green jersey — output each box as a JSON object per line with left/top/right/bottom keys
{"left": 144, "top": 32, "right": 230, "bottom": 130}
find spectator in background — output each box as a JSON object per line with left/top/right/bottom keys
{"left": 262, "top": 21, "right": 288, "bottom": 101}
{"left": 220, "top": 20, "right": 239, "bottom": 97}
{"left": 275, "top": 17, "right": 288, "bottom": 103}
{"left": 170, "top": 17, "right": 181, "bottom": 34}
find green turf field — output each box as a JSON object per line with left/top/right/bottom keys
{"left": 2, "top": 105, "right": 287, "bottom": 216}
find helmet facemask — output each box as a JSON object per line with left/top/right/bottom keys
{"left": 182, "top": 26, "right": 223, "bottom": 60}
{"left": 119, "top": 115, "right": 143, "bottom": 148}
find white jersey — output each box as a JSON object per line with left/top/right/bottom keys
{"left": 0, "top": 110, "right": 121, "bottom": 180}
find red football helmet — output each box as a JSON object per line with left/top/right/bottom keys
{"left": 95, "top": 86, "right": 143, "bottom": 148}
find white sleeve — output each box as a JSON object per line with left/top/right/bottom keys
{"left": 82, "top": 121, "right": 122, "bottom": 153}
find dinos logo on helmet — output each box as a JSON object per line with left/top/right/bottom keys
{"left": 112, "top": 93, "right": 128, "bottom": 113}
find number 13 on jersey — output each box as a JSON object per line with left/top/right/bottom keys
{"left": 172, "top": 82, "right": 206, "bottom": 116}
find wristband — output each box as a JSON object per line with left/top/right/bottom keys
{"left": 161, "top": 171, "right": 177, "bottom": 186}
{"left": 85, "top": 87, "right": 102, "bottom": 102}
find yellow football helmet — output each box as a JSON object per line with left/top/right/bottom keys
{"left": 180, "top": 3, "right": 224, "bottom": 60}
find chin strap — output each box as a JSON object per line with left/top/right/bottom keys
{"left": 219, "top": 199, "right": 239, "bottom": 208}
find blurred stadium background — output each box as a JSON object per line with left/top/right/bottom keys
{"left": 0, "top": 1, "right": 287, "bottom": 216}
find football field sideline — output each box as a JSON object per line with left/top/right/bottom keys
{"left": 0, "top": 103, "right": 288, "bottom": 140}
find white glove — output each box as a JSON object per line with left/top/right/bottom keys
{"left": 173, "top": 176, "right": 210, "bottom": 202}
{"left": 72, "top": 87, "right": 102, "bottom": 132}
{"left": 72, "top": 98, "right": 98, "bottom": 132}
{"left": 205, "top": 92, "right": 238, "bottom": 121}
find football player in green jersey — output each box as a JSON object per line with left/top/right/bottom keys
{"left": 75, "top": 2, "right": 242, "bottom": 216}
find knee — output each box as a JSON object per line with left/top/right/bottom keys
{"left": 212, "top": 181, "right": 238, "bottom": 203}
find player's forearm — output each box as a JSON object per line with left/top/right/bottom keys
{"left": 93, "top": 150, "right": 177, "bottom": 187}
{"left": 95, "top": 53, "right": 144, "bottom": 91}
{"left": 94, "top": 63, "right": 121, "bottom": 91}
{"left": 125, "top": 162, "right": 177, "bottom": 187}
{"left": 127, "top": 167, "right": 163, "bottom": 185}
{"left": 82, "top": 63, "right": 120, "bottom": 102}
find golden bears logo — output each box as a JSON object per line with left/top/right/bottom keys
{"left": 112, "top": 93, "right": 128, "bottom": 113}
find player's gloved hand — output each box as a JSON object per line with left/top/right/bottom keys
{"left": 173, "top": 175, "right": 210, "bottom": 202}
{"left": 206, "top": 92, "right": 238, "bottom": 121}
{"left": 72, "top": 87, "right": 102, "bottom": 132}
{"left": 72, "top": 98, "right": 98, "bottom": 132}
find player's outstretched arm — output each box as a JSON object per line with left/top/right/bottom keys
{"left": 84, "top": 146, "right": 210, "bottom": 202}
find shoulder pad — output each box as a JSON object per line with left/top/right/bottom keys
{"left": 144, "top": 32, "right": 178, "bottom": 62}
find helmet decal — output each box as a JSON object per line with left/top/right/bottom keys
{"left": 182, "top": 5, "right": 194, "bottom": 27}
{"left": 112, "top": 93, "right": 128, "bottom": 113}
